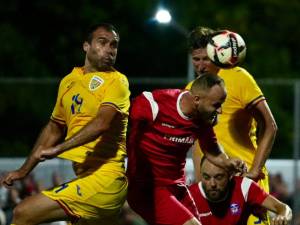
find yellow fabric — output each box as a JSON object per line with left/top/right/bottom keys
{"left": 51, "top": 67, "right": 130, "bottom": 172}
{"left": 186, "top": 67, "right": 266, "bottom": 169}
{"left": 186, "top": 67, "right": 269, "bottom": 225}
{"left": 42, "top": 168, "right": 128, "bottom": 223}
{"left": 45, "top": 67, "right": 130, "bottom": 222}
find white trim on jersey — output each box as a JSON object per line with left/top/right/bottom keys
{"left": 143, "top": 91, "right": 159, "bottom": 121}
{"left": 198, "top": 177, "right": 253, "bottom": 202}
{"left": 176, "top": 91, "right": 190, "bottom": 120}
{"left": 241, "top": 177, "right": 253, "bottom": 201}
{"left": 198, "top": 182, "right": 205, "bottom": 197}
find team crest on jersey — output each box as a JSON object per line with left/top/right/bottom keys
{"left": 89, "top": 75, "right": 104, "bottom": 91}
{"left": 230, "top": 203, "right": 241, "bottom": 215}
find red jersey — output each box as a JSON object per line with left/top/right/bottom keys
{"left": 186, "top": 176, "right": 268, "bottom": 225}
{"left": 127, "top": 89, "right": 218, "bottom": 186}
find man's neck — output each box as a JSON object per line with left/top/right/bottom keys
{"left": 83, "top": 64, "right": 114, "bottom": 74}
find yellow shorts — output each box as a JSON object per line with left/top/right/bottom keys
{"left": 42, "top": 168, "right": 128, "bottom": 225}
{"left": 247, "top": 168, "right": 270, "bottom": 225}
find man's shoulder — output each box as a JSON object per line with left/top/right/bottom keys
{"left": 110, "top": 71, "right": 129, "bottom": 90}
{"left": 152, "top": 89, "right": 182, "bottom": 99}
{"left": 138, "top": 89, "right": 181, "bottom": 109}
{"left": 59, "top": 67, "right": 80, "bottom": 87}
{"left": 111, "top": 69, "right": 128, "bottom": 80}
{"left": 219, "top": 67, "right": 259, "bottom": 89}
{"left": 219, "top": 66, "right": 252, "bottom": 78}
{"left": 232, "top": 176, "right": 255, "bottom": 193}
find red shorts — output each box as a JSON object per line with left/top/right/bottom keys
{"left": 127, "top": 182, "right": 198, "bottom": 225}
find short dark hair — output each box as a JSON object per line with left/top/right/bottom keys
{"left": 187, "top": 26, "right": 215, "bottom": 52}
{"left": 85, "top": 23, "right": 119, "bottom": 43}
{"left": 200, "top": 156, "right": 207, "bottom": 168}
{"left": 190, "top": 72, "right": 224, "bottom": 95}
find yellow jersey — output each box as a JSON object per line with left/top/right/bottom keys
{"left": 51, "top": 67, "right": 130, "bottom": 172}
{"left": 186, "top": 67, "right": 265, "bottom": 169}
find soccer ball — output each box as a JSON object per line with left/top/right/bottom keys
{"left": 206, "top": 30, "right": 246, "bottom": 68}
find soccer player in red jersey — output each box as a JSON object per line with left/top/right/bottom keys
{"left": 127, "top": 73, "right": 246, "bottom": 225}
{"left": 183, "top": 157, "right": 292, "bottom": 225}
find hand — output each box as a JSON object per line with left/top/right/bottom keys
{"left": 0, "top": 169, "right": 26, "bottom": 188}
{"left": 271, "top": 213, "right": 292, "bottom": 225}
{"left": 225, "top": 158, "right": 247, "bottom": 175}
{"left": 270, "top": 204, "right": 292, "bottom": 225}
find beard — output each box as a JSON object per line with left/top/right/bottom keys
{"left": 204, "top": 186, "right": 228, "bottom": 202}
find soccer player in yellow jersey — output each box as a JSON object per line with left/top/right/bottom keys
{"left": 185, "top": 27, "right": 278, "bottom": 225}
{"left": 1, "top": 23, "right": 130, "bottom": 225}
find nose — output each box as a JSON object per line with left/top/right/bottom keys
{"left": 104, "top": 43, "right": 114, "bottom": 55}
{"left": 197, "top": 61, "right": 206, "bottom": 70}
{"left": 209, "top": 178, "right": 217, "bottom": 188}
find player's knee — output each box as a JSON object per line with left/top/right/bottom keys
{"left": 183, "top": 217, "right": 201, "bottom": 225}
{"left": 13, "top": 203, "right": 35, "bottom": 225}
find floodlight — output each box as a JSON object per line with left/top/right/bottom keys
{"left": 155, "top": 9, "right": 172, "bottom": 24}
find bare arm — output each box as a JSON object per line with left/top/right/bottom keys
{"left": 201, "top": 142, "right": 246, "bottom": 175}
{"left": 247, "top": 100, "right": 277, "bottom": 180}
{"left": 191, "top": 143, "right": 202, "bottom": 182}
{"left": 1, "top": 119, "right": 66, "bottom": 186}
{"left": 261, "top": 195, "right": 292, "bottom": 225}
{"left": 39, "top": 105, "right": 118, "bottom": 160}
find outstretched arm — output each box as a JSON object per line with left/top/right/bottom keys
{"left": 1, "top": 119, "right": 66, "bottom": 187}
{"left": 261, "top": 195, "right": 292, "bottom": 225}
{"left": 247, "top": 100, "right": 277, "bottom": 180}
{"left": 200, "top": 139, "right": 246, "bottom": 175}
{"left": 197, "top": 126, "right": 247, "bottom": 175}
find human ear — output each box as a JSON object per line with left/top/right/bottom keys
{"left": 193, "top": 94, "right": 201, "bottom": 103}
{"left": 83, "top": 42, "right": 89, "bottom": 52}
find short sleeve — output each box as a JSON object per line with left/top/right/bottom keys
{"left": 101, "top": 75, "right": 131, "bottom": 114}
{"left": 51, "top": 80, "right": 66, "bottom": 125}
{"left": 235, "top": 68, "right": 265, "bottom": 108}
{"left": 130, "top": 94, "right": 153, "bottom": 122}
{"left": 197, "top": 125, "right": 219, "bottom": 153}
{"left": 243, "top": 177, "right": 268, "bottom": 205}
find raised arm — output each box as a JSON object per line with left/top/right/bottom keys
{"left": 247, "top": 100, "right": 277, "bottom": 180}
{"left": 198, "top": 127, "right": 246, "bottom": 174}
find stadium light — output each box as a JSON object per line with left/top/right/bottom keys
{"left": 154, "top": 8, "right": 194, "bottom": 82}
{"left": 155, "top": 9, "right": 172, "bottom": 24}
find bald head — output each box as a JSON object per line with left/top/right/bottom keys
{"left": 190, "top": 73, "right": 225, "bottom": 97}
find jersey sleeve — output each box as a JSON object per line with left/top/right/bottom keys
{"left": 129, "top": 93, "right": 153, "bottom": 122}
{"left": 235, "top": 68, "right": 265, "bottom": 109}
{"left": 101, "top": 75, "right": 130, "bottom": 114}
{"left": 50, "top": 80, "right": 66, "bottom": 125}
{"left": 196, "top": 125, "right": 219, "bottom": 153}
{"left": 242, "top": 177, "right": 268, "bottom": 205}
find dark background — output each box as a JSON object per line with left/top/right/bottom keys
{"left": 0, "top": 0, "right": 299, "bottom": 158}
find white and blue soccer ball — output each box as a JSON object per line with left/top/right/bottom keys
{"left": 206, "top": 30, "right": 246, "bottom": 68}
